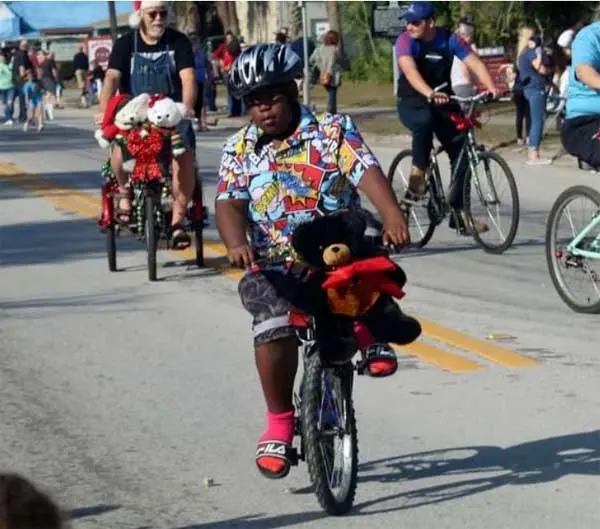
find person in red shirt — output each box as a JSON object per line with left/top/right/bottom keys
{"left": 212, "top": 31, "right": 242, "bottom": 116}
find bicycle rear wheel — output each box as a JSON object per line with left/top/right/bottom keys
{"left": 465, "top": 150, "right": 520, "bottom": 254}
{"left": 301, "top": 351, "right": 358, "bottom": 515}
{"left": 145, "top": 192, "right": 158, "bottom": 282}
{"left": 546, "top": 185, "right": 600, "bottom": 313}
{"left": 106, "top": 222, "right": 117, "bottom": 272}
{"left": 387, "top": 149, "right": 437, "bottom": 248}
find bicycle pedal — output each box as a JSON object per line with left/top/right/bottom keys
{"left": 287, "top": 447, "right": 299, "bottom": 466}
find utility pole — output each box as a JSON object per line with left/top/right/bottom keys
{"left": 300, "top": 0, "right": 310, "bottom": 106}
{"left": 107, "top": 0, "right": 118, "bottom": 42}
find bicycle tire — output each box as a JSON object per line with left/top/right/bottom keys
{"left": 145, "top": 192, "right": 158, "bottom": 282}
{"left": 301, "top": 351, "right": 358, "bottom": 516}
{"left": 545, "top": 185, "right": 600, "bottom": 314}
{"left": 106, "top": 223, "right": 117, "bottom": 272}
{"left": 194, "top": 225, "right": 204, "bottom": 268}
{"left": 387, "top": 149, "right": 437, "bottom": 248}
{"left": 466, "top": 150, "right": 520, "bottom": 254}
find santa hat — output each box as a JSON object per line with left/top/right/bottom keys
{"left": 129, "top": 1, "right": 168, "bottom": 28}
{"left": 95, "top": 93, "right": 133, "bottom": 148}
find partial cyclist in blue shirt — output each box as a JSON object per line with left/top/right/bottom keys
{"left": 560, "top": 21, "right": 600, "bottom": 169}
{"left": 395, "top": 1, "right": 498, "bottom": 234}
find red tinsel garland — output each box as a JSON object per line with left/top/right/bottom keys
{"left": 126, "top": 126, "right": 165, "bottom": 182}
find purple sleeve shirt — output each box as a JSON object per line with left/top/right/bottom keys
{"left": 395, "top": 29, "right": 472, "bottom": 61}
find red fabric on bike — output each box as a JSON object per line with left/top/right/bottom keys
{"left": 450, "top": 112, "right": 481, "bottom": 131}
{"left": 288, "top": 310, "right": 311, "bottom": 328}
{"left": 321, "top": 256, "right": 406, "bottom": 300}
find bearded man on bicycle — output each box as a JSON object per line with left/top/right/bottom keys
{"left": 98, "top": 0, "right": 197, "bottom": 250}
{"left": 396, "top": 1, "right": 499, "bottom": 234}
{"left": 215, "top": 44, "right": 421, "bottom": 480}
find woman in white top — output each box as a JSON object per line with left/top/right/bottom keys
{"left": 451, "top": 17, "right": 478, "bottom": 109}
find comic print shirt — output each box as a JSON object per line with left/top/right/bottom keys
{"left": 215, "top": 105, "right": 381, "bottom": 256}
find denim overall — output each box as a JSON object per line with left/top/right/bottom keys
{"left": 130, "top": 30, "right": 195, "bottom": 147}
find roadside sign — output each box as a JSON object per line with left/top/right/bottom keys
{"left": 87, "top": 36, "right": 113, "bottom": 70}
{"left": 372, "top": 1, "right": 409, "bottom": 39}
{"left": 476, "top": 46, "right": 509, "bottom": 95}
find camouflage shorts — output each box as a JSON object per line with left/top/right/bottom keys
{"left": 238, "top": 269, "right": 298, "bottom": 347}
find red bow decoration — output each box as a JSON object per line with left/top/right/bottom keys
{"left": 321, "top": 255, "right": 406, "bottom": 300}
{"left": 126, "top": 126, "right": 165, "bottom": 182}
{"left": 148, "top": 94, "right": 166, "bottom": 108}
{"left": 450, "top": 111, "right": 481, "bottom": 132}
{"left": 99, "top": 179, "right": 119, "bottom": 229}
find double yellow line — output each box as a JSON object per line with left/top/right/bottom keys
{"left": 0, "top": 162, "right": 539, "bottom": 374}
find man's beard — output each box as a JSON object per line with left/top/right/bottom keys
{"left": 141, "top": 19, "right": 166, "bottom": 39}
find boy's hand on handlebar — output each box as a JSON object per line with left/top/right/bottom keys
{"left": 227, "top": 244, "right": 254, "bottom": 269}
{"left": 382, "top": 209, "right": 410, "bottom": 248}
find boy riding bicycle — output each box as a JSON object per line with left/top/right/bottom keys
{"left": 215, "top": 43, "right": 421, "bottom": 480}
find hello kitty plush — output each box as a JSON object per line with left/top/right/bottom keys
{"left": 146, "top": 95, "right": 187, "bottom": 157}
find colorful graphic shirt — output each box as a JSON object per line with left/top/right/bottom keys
{"left": 216, "top": 105, "right": 381, "bottom": 256}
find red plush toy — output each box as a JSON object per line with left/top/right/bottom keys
{"left": 94, "top": 93, "right": 133, "bottom": 149}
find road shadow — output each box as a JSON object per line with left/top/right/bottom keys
{"left": 0, "top": 289, "right": 155, "bottom": 318}
{"left": 171, "top": 510, "right": 328, "bottom": 529}
{"left": 70, "top": 504, "right": 121, "bottom": 519}
{"left": 0, "top": 125, "right": 93, "bottom": 154}
{"left": 352, "top": 430, "right": 600, "bottom": 514}
{"left": 0, "top": 216, "right": 141, "bottom": 268}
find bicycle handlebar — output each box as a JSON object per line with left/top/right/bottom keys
{"left": 429, "top": 82, "right": 496, "bottom": 104}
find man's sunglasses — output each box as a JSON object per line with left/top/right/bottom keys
{"left": 146, "top": 9, "right": 168, "bottom": 20}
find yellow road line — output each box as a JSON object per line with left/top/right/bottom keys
{"left": 420, "top": 319, "right": 539, "bottom": 368}
{"left": 0, "top": 163, "right": 539, "bottom": 373}
{"left": 395, "top": 342, "right": 484, "bottom": 373}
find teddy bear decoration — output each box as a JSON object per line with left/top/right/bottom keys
{"left": 286, "top": 210, "right": 422, "bottom": 366}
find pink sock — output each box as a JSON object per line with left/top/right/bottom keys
{"left": 259, "top": 409, "right": 295, "bottom": 445}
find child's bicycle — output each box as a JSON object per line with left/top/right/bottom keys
{"left": 546, "top": 182, "right": 600, "bottom": 313}
{"left": 249, "top": 221, "right": 402, "bottom": 516}
{"left": 387, "top": 84, "right": 520, "bottom": 254}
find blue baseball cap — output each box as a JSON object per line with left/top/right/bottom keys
{"left": 400, "top": 2, "right": 436, "bottom": 23}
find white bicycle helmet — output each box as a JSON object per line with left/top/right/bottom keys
{"left": 228, "top": 43, "right": 303, "bottom": 98}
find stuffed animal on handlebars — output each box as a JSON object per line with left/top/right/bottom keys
{"left": 286, "top": 209, "right": 422, "bottom": 364}
{"left": 94, "top": 93, "right": 150, "bottom": 149}
{"left": 146, "top": 95, "right": 186, "bottom": 158}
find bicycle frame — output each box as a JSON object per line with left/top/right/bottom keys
{"left": 427, "top": 97, "right": 501, "bottom": 222}
{"left": 566, "top": 212, "right": 600, "bottom": 260}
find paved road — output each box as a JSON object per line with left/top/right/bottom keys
{"left": 1, "top": 111, "right": 600, "bottom": 529}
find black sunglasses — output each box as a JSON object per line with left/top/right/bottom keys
{"left": 146, "top": 9, "right": 168, "bottom": 20}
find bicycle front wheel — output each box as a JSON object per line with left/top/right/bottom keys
{"left": 301, "top": 351, "right": 358, "bottom": 515}
{"left": 465, "top": 150, "right": 520, "bottom": 254}
{"left": 545, "top": 185, "right": 600, "bottom": 313}
{"left": 387, "top": 149, "right": 437, "bottom": 248}
{"left": 145, "top": 192, "right": 158, "bottom": 282}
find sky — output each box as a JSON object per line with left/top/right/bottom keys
{"left": 5, "top": 1, "right": 133, "bottom": 32}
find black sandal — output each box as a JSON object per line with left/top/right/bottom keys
{"left": 170, "top": 223, "right": 191, "bottom": 250}
{"left": 255, "top": 440, "right": 295, "bottom": 480}
{"left": 114, "top": 192, "right": 132, "bottom": 224}
{"left": 361, "top": 344, "right": 398, "bottom": 378}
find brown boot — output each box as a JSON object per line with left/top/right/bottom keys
{"left": 449, "top": 210, "right": 489, "bottom": 235}
{"left": 404, "top": 172, "right": 427, "bottom": 201}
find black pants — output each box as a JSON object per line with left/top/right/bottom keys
{"left": 397, "top": 99, "right": 469, "bottom": 209}
{"left": 561, "top": 115, "right": 600, "bottom": 169}
{"left": 194, "top": 81, "right": 205, "bottom": 120}
{"left": 514, "top": 88, "right": 531, "bottom": 140}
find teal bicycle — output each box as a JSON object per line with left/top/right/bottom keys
{"left": 546, "top": 184, "right": 600, "bottom": 313}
